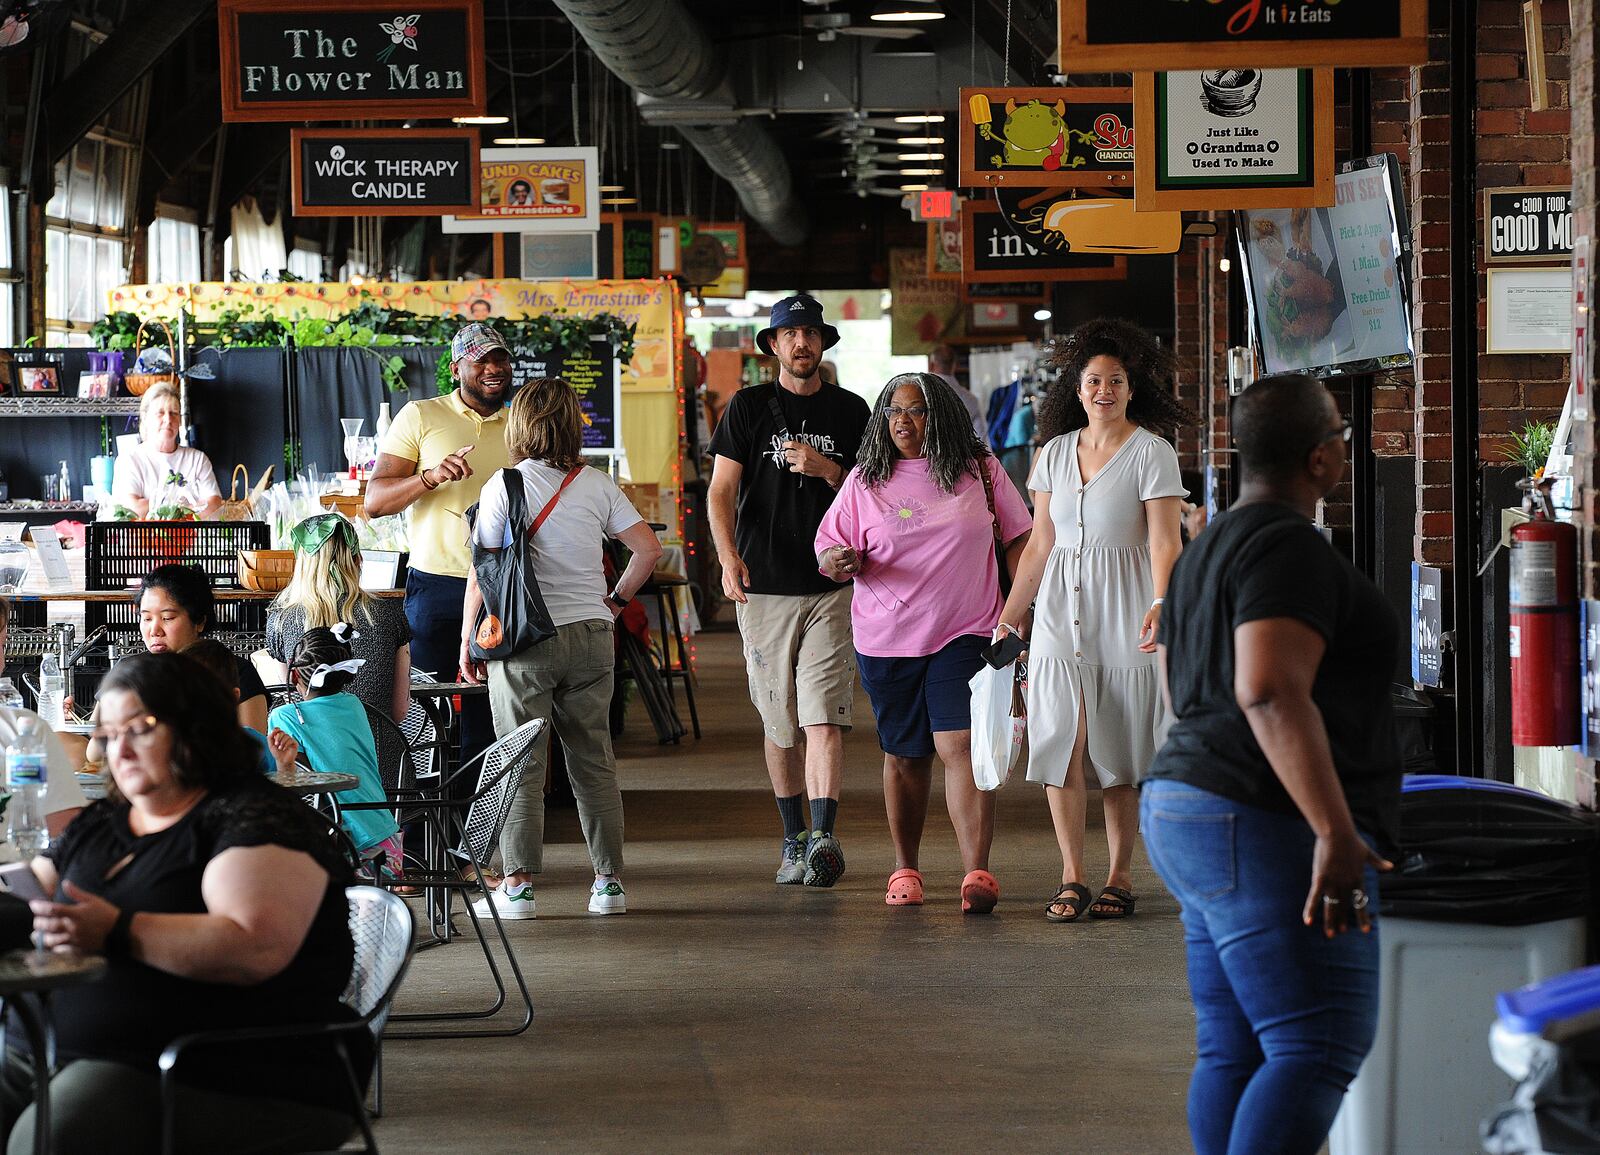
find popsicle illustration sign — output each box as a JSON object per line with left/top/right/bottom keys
{"left": 959, "top": 87, "right": 1135, "bottom": 189}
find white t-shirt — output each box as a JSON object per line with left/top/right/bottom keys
{"left": 111, "top": 443, "right": 221, "bottom": 511}
{"left": 936, "top": 372, "right": 988, "bottom": 442}
{"left": 0, "top": 707, "right": 89, "bottom": 864}
{"left": 472, "top": 462, "right": 645, "bottom": 627}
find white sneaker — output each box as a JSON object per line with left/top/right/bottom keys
{"left": 588, "top": 878, "right": 626, "bottom": 915}
{"left": 472, "top": 882, "right": 537, "bottom": 921}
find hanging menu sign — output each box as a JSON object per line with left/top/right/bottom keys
{"left": 291, "top": 129, "right": 479, "bottom": 217}
{"left": 219, "top": 0, "right": 486, "bottom": 123}
{"left": 1134, "top": 68, "right": 1334, "bottom": 211}
{"left": 959, "top": 87, "right": 1134, "bottom": 189}
{"left": 1483, "top": 186, "right": 1574, "bottom": 265}
{"left": 510, "top": 336, "right": 620, "bottom": 455}
{"left": 442, "top": 147, "right": 600, "bottom": 234}
{"left": 1059, "top": 0, "right": 1427, "bottom": 71}
{"left": 961, "top": 203, "right": 1128, "bottom": 283}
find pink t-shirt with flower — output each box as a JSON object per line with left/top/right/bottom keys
{"left": 815, "top": 456, "right": 1032, "bottom": 658}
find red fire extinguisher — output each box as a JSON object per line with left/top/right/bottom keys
{"left": 1510, "top": 480, "right": 1580, "bottom": 747}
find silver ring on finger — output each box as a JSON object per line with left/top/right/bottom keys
{"left": 1351, "top": 889, "right": 1369, "bottom": 910}
{"left": 1322, "top": 895, "right": 1341, "bottom": 905}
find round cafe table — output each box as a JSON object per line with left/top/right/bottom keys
{"left": 267, "top": 767, "right": 361, "bottom": 795}
{"left": 0, "top": 949, "right": 107, "bottom": 1155}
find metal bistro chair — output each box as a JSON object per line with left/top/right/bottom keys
{"left": 343, "top": 717, "right": 545, "bottom": 1040}
{"left": 158, "top": 886, "right": 414, "bottom": 1155}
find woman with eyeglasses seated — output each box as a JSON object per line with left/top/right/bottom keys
{"left": 8, "top": 651, "right": 365, "bottom": 1153}
{"left": 814, "top": 373, "right": 1031, "bottom": 913}
{"left": 266, "top": 513, "right": 412, "bottom": 779}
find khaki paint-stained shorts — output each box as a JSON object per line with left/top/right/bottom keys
{"left": 735, "top": 587, "right": 856, "bottom": 748}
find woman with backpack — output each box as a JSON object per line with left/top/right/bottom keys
{"left": 460, "top": 377, "right": 662, "bottom": 919}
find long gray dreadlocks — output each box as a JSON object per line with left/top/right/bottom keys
{"left": 856, "top": 372, "right": 987, "bottom": 493}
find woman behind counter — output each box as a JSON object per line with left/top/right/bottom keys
{"left": 12, "top": 651, "right": 366, "bottom": 1153}
{"left": 110, "top": 382, "right": 222, "bottom": 519}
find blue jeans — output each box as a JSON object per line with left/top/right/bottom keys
{"left": 405, "top": 569, "right": 494, "bottom": 775}
{"left": 1141, "top": 780, "right": 1381, "bottom": 1155}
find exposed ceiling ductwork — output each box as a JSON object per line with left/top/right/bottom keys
{"left": 552, "top": 0, "right": 808, "bottom": 247}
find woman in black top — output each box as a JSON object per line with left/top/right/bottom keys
{"left": 7, "top": 652, "right": 363, "bottom": 1153}
{"left": 1143, "top": 374, "right": 1399, "bottom": 1155}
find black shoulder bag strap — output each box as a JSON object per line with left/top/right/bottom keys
{"left": 766, "top": 386, "right": 804, "bottom": 489}
{"left": 978, "top": 454, "right": 1013, "bottom": 597}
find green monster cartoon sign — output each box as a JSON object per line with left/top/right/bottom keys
{"left": 959, "top": 87, "right": 1135, "bottom": 188}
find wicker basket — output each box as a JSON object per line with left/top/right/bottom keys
{"left": 238, "top": 549, "right": 295, "bottom": 592}
{"left": 123, "top": 318, "right": 178, "bottom": 397}
{"left": 218, "top": 464, "right": 274, "bottom": 522}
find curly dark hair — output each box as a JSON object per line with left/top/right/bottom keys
{"left": 1037, "top": 318, "right": 1198, "bottom": 441}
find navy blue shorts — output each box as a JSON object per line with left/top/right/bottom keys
{"left": 856, "top": 634, "right": 990, "bottom": 758}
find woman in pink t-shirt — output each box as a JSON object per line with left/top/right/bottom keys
{"left": 816, "top": 373, "right": 1031, "bottom": 913}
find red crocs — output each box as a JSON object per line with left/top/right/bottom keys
{"left": 960, "top": 869, "right": 1000, "bottom": 915}
{"left": 886, "top": 868, "right": 924, "bottom": 906}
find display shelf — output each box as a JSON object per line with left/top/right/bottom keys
{"left": 0, "top": 503, "right": 96, "bottom": 514}
{"left": 0, "top": 397, "right": 140, "bottom": 417}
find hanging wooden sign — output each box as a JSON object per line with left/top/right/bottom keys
{"left": 962, "top": 280, "right": 1049, "bottom": 305}
{"left": 290, "top": 128, "right": 479, "bottom": 216}
{"left": 442, "top": 147, "right": 600, "bottom": 234}
{"left": 959, "top": 87, "right": 1134, "bottom": 188}
{"left": 1059, "top": 0, "right": 1427, "bottom": 71}
{"left": 219, "top": 0, "right": 486, "bottom": 123}
{"left": 961, "top": 202, "right": 1129, "bottom": 283}
{"left": 1134, "top": 68, "right": 1335, "bottom": 211}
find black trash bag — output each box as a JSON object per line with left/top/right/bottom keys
{"left": 1483, "top": 1032, "right": 1600, "bottom": 1154}
{"left": 1380, "top": 785, "right": 1599, "bottom": 926}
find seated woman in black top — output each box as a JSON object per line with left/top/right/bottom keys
{"left": 6, "top": 651, "right": 363, "bottom": 1154}
{"left": 1142, "top": 374, "right": 1400, "bottom": 1155}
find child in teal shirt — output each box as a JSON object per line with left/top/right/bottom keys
{"left": 268, "top": 625, "right": 402, "bottom": 876}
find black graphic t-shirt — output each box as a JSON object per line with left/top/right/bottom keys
{"left": 708, "top": 382, "right": 871, "bottom": 595}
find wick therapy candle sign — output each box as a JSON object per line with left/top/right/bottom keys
{"left": 291, "top": 129, "right": 480, "bottom": 216}
{"left": 219, "top": 0, "right": 486, "bottom": 122}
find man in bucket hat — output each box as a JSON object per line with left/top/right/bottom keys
{"left": 708, "top": 294, "right": 871, "bottom": 888}
{"left": 367, "top": 320, "right": 514, "bottom": 781}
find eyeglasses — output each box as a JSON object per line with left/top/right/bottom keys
{"left": 92, "top": 714, "right": 165, "bottom": 748}
{"left": 1317, "top": 422, "right": 1354, "bottom": 447}
{"left": 883, "top": 406, "right": 929, "bottom": 420}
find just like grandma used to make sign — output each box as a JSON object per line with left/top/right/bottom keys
{"left": 219, "top": 0, "right": 486, "bottom": 122}
{"left": 291, "top": 129, "right": 479, "bottom": 217}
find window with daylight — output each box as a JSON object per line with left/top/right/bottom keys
{"left": 287, "top": 244, "right": 324, "bottom": 282}
{"left": 148, "top": 212, "right": 200, "bottom": 285}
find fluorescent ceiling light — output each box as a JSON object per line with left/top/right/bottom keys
{"left": 899, "top": 167, "right": 942, "bottom": 176}
{"left": 600, "top": 197, "right": 639, "bottom": 206}
{"left": 899, "top": 183, "right": 930, "bottom": 191}
{"left": 599, "top": 185, "right": 626, "bottom": 192}
{"left": 895, "top": 136, "right": 945, "bottom": 146}
{"left": 452, "top": 115, "right": 509, "bottom": 125}
{"left": 896, "top": 153, "right": 945, "bottom": 161}
{"left": 1033, "top": 308, "right": 1052, "bottom": 321}
{"left": 492, "top": 136, "right": 545, "bottom": 145}
{"left": 893, "top": 114, "right": 945, "bottom": 124}
{"left": 871, "top": 10, "right": 947, "bottom": 21}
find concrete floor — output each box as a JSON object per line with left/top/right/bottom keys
{"left": 378, "top": 626, "right": 1197, "bottom": 1153}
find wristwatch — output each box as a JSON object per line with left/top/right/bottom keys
{"left": 605, "top": 589, "right": 632, "bottom": 608}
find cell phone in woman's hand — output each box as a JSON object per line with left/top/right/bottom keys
{"left": 982, "top": 632, "right": 1027, "bottom": 669}
{"left": 0, "top": 862, "right": 48, "bottom": 904}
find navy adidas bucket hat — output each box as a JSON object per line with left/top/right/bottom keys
{"left": 756, "top": 294, "right": 841, "bottom": 356}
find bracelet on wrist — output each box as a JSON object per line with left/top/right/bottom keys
{"left": 1151, "top": 597, "right": 1165, "bottom": 608}
{"left": 420, "top": 468, "right": 438, "bottom": 491}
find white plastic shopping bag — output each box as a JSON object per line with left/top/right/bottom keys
{"left": 970, "top": 661, "right": 1025, "bottom": 791}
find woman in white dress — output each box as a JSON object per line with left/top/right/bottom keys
{"left": 996, "top": 320, "right": 1192, "bottom": 922}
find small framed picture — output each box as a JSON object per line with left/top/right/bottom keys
{"left": 77, "top": 371, "right": 112, "bottom": 399}
{"left": 18, "top": 366, "right": 59, "bottom": 393}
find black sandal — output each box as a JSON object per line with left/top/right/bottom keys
{"left": 1045, "top": 882, "right": 1092, "bottom": 923}
{"left": 1088, "top": 886, "right": 1137, "bottom": 919}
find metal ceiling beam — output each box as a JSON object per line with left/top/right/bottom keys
{"left": 44, "top": 0, "right": 214, "bottom": 165}
{"left": 976, "top": 0, "right": 1054, "bottom": 79}
{"left": 134, "top": 79, "right": 221, "bottom": 220}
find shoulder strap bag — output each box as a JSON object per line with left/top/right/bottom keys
{"left": 465, "top": 465, "right": 584, "bottom": 661}
{"left": 977, "top": 454, "right": 1013, "bottom": 598}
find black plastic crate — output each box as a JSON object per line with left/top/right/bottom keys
{"left": 86, "top": 521, "right": 270, "bottom": 642}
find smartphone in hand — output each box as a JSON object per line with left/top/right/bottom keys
{"left": 0, "top": 862, "right": 48, "bottom": 904}
{"left": 982, "top": 632, "right": 1027, "bottom": 669}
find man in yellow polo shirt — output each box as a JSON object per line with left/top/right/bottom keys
{"left": 367, "top": 321, "right": 513, "bottom": 771}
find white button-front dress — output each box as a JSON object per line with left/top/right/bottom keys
{"left": 1024, "top": 427, "right": 1186, "bottom": 788}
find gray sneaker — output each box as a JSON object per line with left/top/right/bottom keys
{"left": 803, "top": 832, "right": 846, "bottom": 888}
{"left": 776, "top": 835, "right": 807, "bottom": 885}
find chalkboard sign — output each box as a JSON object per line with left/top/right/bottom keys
{"left": 291, "top": 128, "right": 478, "bottom": 216}
{"left": 1059, "top": 0, "right": 1426, "bottom": 70}
{"left": 1484, "top": 186, "right": 1574, "bottom": 265}
{"left": 1411, "top": 562, "right": 1443, "bottom": 688}
{"left": 510, "top": 336, "right": 620, "bottom": 455}
{"left": 960, "top": 204, "right": 1126, "bottom": 283}
{"left": 619, "top": 216, "right": 656, "bottom": 279}
{"left": 596, "top": 220, "right": 615, "bottom": 278}
{"left": 219, "top": 0, "right": 486, "bottom": 122}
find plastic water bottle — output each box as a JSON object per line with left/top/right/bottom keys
{"left": 36, "top": 651, "right": 64, "bottom": 728}
{"left": 0, "top": 679, "right": 22, "bottom": 710}
{"left": 5, "top": 715, "right": 49, "bottom": 858}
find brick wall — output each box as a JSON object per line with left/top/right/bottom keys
{"left": 1171, "top": 239, "right": 1204, "bottom": 473}
{"left": 1571, "top": 0, "right": 1598, "bottom": 805}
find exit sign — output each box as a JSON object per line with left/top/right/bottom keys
{"left": 919, "top": 190, "right": 956, "bottom": 220}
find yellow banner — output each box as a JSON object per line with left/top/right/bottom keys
{"left": 109, "top": 278, "right": 680, "bottom": 395}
